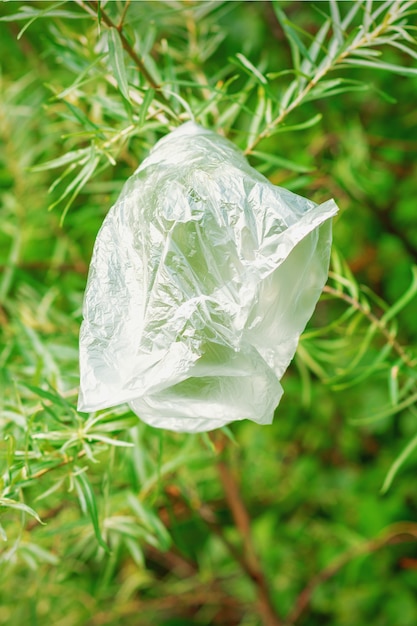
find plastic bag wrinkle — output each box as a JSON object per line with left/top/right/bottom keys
{"left": 78, "top": 121, "right": 338, "bottom": 432}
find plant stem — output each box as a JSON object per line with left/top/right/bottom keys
{"left": 210, "top": 433, "right": 283, "bottom": 626}
{"left": 284, "top": 522, "right": 417, "bottom": 625}
{"left": 244, "top": 6, "right": 402, "bottom": 155}
{"left": 117, "top": 0, "right": 131, "bottom": 30}
{"left": 75, "top": 0, "right": 174, "bottom": 112}
{"left": 29, "top": 450, "right": 87, "bottom": 481}
{"left": 86, "top": 0, "right": 159, "bottom": 90}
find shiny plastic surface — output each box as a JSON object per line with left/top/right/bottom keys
{"left": 78, "top": 122, "right": 338, "bottom": 432}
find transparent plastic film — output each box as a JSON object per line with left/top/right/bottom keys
{"left": 78, "top": 122, "right": 338, "bottom": 432}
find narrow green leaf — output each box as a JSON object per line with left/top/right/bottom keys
{"left": 162, "top": 89, "right": 193, "bottom": 119}
{"left": 343, "top": 58, "right": 417, "bottom": 77}
{"left": 391, "top": 24, "right": 417, "bottom": 45}
{"left": 31, "top": 149, "right": 89, "bottom": 173}
{"left": 57, "top": 153, "right": 101, "bottom": 223}
{"left": 370, "top": 0, "right": 393, "bottom": 23}
{"left": 0, "top": 523, "right": 7, "bottom": 542}
{"left": 329, "top": 0, "right": 343, "bottom": 44}
{"left": 97, "top": 0, "right": 102, "bottom": 29}
{"left": 246, "top": 87, "right": 267, "bottom": 151}
{"left": 63, "top": 101, "right": 104, "bottom": 136}
{"left": 273, "top": 6, "right": 313, "bottom": 68}
{"left": 139, "top": 88, "right": 155, "bottom": 126}
{"left": 0, "top": 498, "right": 45, "bottom": 525}
{"left": 296, "top": 342, "right": 329, "bottom": 380}
{"left": 251, "top": 150, "right": 313, "bottom": 174}
{"left": 83, "top": 415, "right": 138, "bottom": 432}
{"left": 381, "top": 265, "right": 417, "bottom": 324}
{"left": 351, "top": 391, "right": 417, "bottom": 424}
{"left": 376, "top": 39, "right": 417, "bottom": 62}
{"left": 216, "top": 76, "right": 256, "bottom": 132}
{"left": 107, "top": 28, "right": 131, "bottom": 102}
{"left": 0, "top": 2, "right": 86, "bottom": 42}
{"left": 330, "top": 342, "right": 393, "bottom": 389}
{"left": 235, "top": 53, "right": 268, "bottom": 85}
{"left": 124, "top": 537, "right": 145, "bottom": 567}
{"left": 86, "top": 434, "right": 134, "bottom": 447}
{"left": 363, "top": 0, "right": 373, "bottom": 32}
{"left": 280, "top": 79, "right": 299, "bottom": 111}
{"left": 35, "top": 478, "right": 66, "bottom": 502}
{"left": 341, "top": 1, "right": 362, "bottom": 29}
{"left": 301, "top": 18, "right": 331, "bottom": 75}
{"left": 21, "top": 542, "right": 59, "bottom": 565}
{"left": 19, "top": 382, "right": 71, "bottom": 408}
{"left": 267, "top": 69, "right": 302, "bottom": 80}
{"left": 55, "top": 56, "right": 105, "bottom": 100}
{"left": 305, "top": 78, "right": 369, "bottom": 102}
{"left": 381, "top": 431, "right": 417, "bottom": 494}
{"left": 270, "top": 113, "right": 322, "bottom": 133}
{"left": 48, "top": 162, "right": 78, "bottom": 194}
{"left": 4, "top": 434, "right": 16, "bottom": 467}
{"left": 350, "top": 48, "right": 383, "bottom": 59}
{"left": 127, "top": 494, "right": 171, "bottom": 551}
{"left": 74, "top": 471, "right": 110, "bottom": 552}
{"left": 388, "top": 366, "right": 400, "bottom": 407}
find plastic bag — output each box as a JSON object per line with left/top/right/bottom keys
{"left": 78, "top": 121, "right": 338, "bottom": 432}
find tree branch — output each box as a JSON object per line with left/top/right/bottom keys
{"left": 244, "top": 5, "right": 406, "bottom": 155}
{"left": 284, "top": 522, "right": 417, "bottom": 625}
{"left": 74, "top": 0, "right": 174, "bottom": 113}
{"left": 86, "top": 0, "right": 159, "bottom": 90}
{"left": 210, "top": 432, "right": 283, "bottom": 626}
{"left": 29, "top": 449, "right": 87, "bottom": 481}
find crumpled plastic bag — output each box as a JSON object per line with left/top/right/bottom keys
{"left": 78, "top": 121, "right": 338, "bottom": 432}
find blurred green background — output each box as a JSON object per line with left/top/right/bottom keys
{"left": 1, "top": 1, "right": 417, "bottom": 625}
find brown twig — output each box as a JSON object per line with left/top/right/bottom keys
{"left": 210, "top": 432, "right": 283, "bottom": 626}
{"left": 78, "top": 0, "right": 177, "bottom": 116}
{"left": 117, "top": 0, "right": 131, "bottom": 30}
{"left": 73, "top": 0, "right": 174, "bottom": 114}
{"left": 82, "top": 0, "right": 162, "bottom": 94}
{"left": 198, "top": 502, "right": 257, "bottom": 579}
{"left": 29, "top": 449, "right": 87, "bottom": 481}
{"left": 284, "top": 522, "right": 417, "bottom": 625}
{"left": 26, "top": 503, "right": 66, "bottom": 531}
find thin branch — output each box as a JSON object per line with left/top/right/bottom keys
{"left": 198, "top": 502, "right": 258, "bottom": 582}
{"left": 117, "top": 0, "right": 131, "bottom": 31}
{"left": 104, "top": 74, "right": 170, "bottom": 126}
{"left": 73, "top": 0, "right": 97, "bottom": 19}
{"left": 210, "top": 432, "right": 283, "bottom": 626}
{"left": 26, "top": 503, "right": 66, "bottom": 531}
{"left": 86, "top": 0, "right": 159, "bottom": 89}
{"left": 323, "top": 285, "right": 417, "bottom": 369}
{"left": 244, "top": 5, "right": 407, "bottom": 154}
{"left": 284, "top": 522, "right": 417, "bottom": 625}
{"left": 75, "top": 0, "right": 173, "bottom": 113}
{"left": 29, "top": 449, "right": 87, "bottom": 481}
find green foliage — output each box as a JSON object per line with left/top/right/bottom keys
{"left": 1, "top": 1, "right": 417, "bottom": 624}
